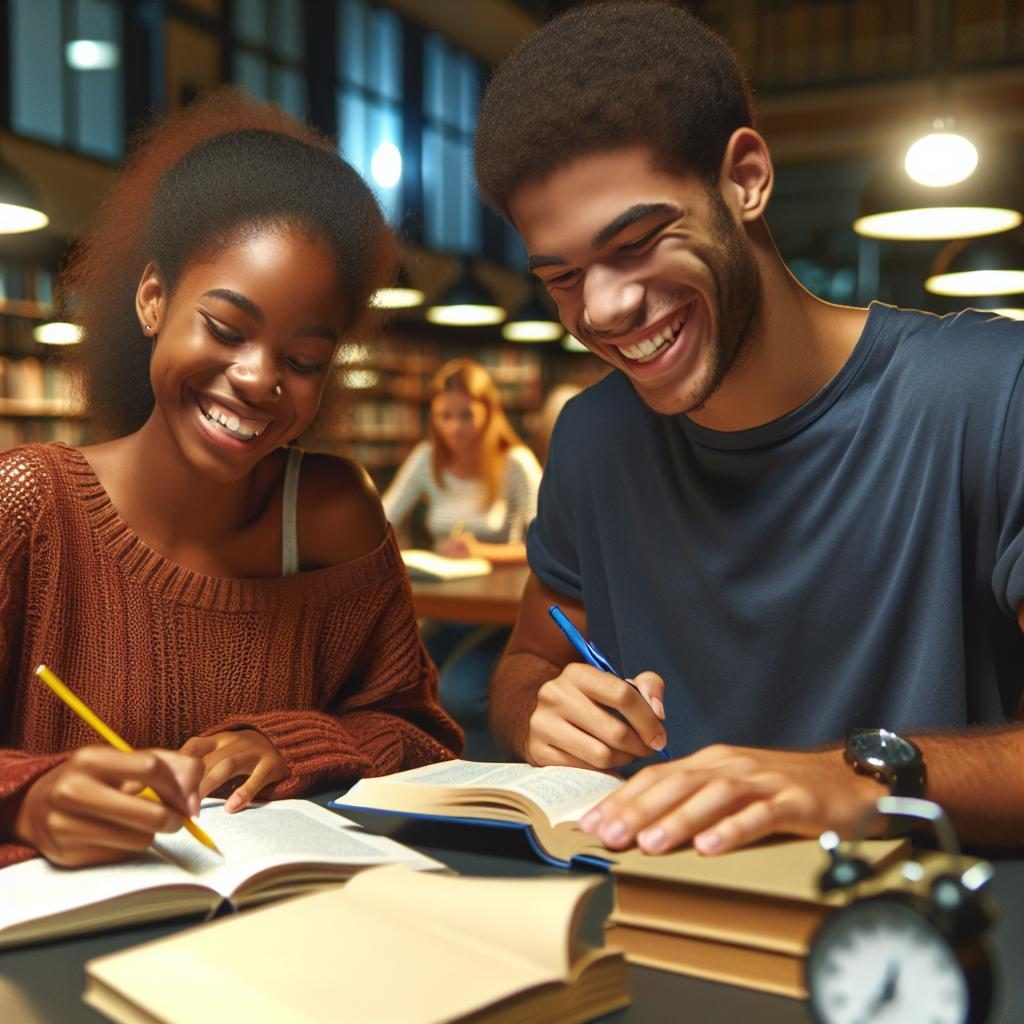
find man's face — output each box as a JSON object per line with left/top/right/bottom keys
{"left": 508, "top": 146, "right": 760, "bottom": 415}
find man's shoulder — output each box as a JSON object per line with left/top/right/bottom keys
{"left": 556, "top": 370, "right": 646, "bottom": 431}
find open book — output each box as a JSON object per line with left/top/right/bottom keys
{"left": 334, "top": 759, "right": 624, "bottom": 867}
{"left": 0, "top": 799, "right": 440, "bottom": 949}
{"left": 83, "top": 865, "right": 630, "bottom": 1024}
{"left": 401, "top": 548, "right": 493, "bottom": 581}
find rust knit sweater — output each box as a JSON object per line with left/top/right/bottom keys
{"left": 0, "top": 443, "right": 462, "bottom": 867}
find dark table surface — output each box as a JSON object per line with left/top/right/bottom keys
{"left": 2, "top": 799, "right": 1021, "bottom": 1023}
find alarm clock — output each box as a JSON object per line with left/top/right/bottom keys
{"left": 806, "top": 796, "right": 996, "bottom": 1024}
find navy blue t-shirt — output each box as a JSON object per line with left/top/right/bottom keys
{"left": 528, "top": 304, "right": 1024, "bottom": 755}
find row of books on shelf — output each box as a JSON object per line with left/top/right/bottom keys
{"left": 0, "top": 356, "right": 81, "bottom": 407}
{"left": 0, "top": 418, "right": 88, "bottom": 449}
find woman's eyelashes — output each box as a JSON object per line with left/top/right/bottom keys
{"left": 200, "top": 312, "right": 326, "bottom": 374}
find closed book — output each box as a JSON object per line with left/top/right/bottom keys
{"left": 84, "top": 865, "right": 631, "bottom": 1024}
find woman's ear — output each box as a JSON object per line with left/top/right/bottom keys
{"left": 135, "top": 261, "right": 165, "bottom": 337}
{"left": 719, "top": 127, "right": 774, "bottom": 224}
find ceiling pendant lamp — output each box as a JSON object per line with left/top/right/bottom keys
{"left": 0, "top": 158, "right": 49, "bottom": 234}
{"left": 371, "top": 262, "right": 424, "bottom": 310}
{"left": 501, "top": 283, "right": 562, "bottom": 342}
{"left": 925, "top": 230, "right": 1024, "bottom": 297}
{"left": 425, "top": 256, "right": 506, "bottom": 327}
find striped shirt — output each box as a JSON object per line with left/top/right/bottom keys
{"left": 382, "top": 441, "right": 542, "bottom": 546}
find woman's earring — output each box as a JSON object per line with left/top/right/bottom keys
{"left": 144, "top": 323, "right": 152, "bottom": 334}
{"left": 274, "top": 384, "right": 282, "bottom": 396}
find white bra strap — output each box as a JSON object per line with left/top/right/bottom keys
{"left": 281, "top": 447, "right": 303, "bottom": 577}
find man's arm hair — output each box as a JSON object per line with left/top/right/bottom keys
{"left": 489, "top": 573, "right": 583, "bottom": 758}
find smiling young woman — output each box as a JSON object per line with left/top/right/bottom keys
{"left": 0, "top": 89, "right": 461, "bottom": 870}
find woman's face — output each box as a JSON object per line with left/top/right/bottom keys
{"left": 140, "top": 223, "right": 350, "bottom": 481}
{"left": 431, "top": 390, "right": 489, "bottom": 457}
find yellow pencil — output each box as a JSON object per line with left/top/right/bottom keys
{"left": 35, "top": 664, "right": 222, "bottom": 856}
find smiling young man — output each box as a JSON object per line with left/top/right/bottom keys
{"left": 475, "top": 2, "right": 1024, "bottom": 855}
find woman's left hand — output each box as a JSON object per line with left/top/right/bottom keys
{"left": 436, "top": 531, "right": 479, "bottom": 558}
{"left": 179, "top": 729, "right": 288, "bottom": 812}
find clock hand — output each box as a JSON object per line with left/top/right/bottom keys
{"left": 855, "top": 960, "right": 901, "bottom": 1024}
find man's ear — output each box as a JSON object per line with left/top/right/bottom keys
{"left": 135, "top": 261, "right": 165, "bottom": 337}
{"left": 719, "top": 128, "right": 773, "bottom": 224}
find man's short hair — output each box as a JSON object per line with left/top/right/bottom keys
{"left": 475, "top": 1, "right": 755, "bottom": 217}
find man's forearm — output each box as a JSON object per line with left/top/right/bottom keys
{"left": 488, "top": 649, "right": 558, "bottom": 759}
{"left": 915, "top": 724, "right": 1024, "bottom": 847}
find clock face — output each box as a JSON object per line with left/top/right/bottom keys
{"left": 807, "top": 898, "right": 969, "bottom": 1024}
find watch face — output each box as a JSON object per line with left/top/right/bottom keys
{"left": 848, "top": 729, "right": 920, "bottom": 768}
{"left": 807, "top": 898, "right": 969, "bottom": 1024}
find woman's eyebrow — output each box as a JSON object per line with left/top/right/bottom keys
{"left": 202, "top": 288, "right": 263, "bottom": 322}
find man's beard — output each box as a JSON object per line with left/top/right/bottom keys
{"left": 659, "top": 191, "right": 761, "bottom": 417}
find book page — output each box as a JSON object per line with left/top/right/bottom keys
{"left": 401, "top": 549, "right": 492, "bottom": 580}
{"left": 353, "top": 760, "right": 621, "bottom": 824}
{"left": 155, "top": 800, "right": 442, "bottom": 897}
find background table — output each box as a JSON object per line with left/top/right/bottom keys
{"left": 410, "top": 564, "right": 529, "bottom": 626}
{"left": 2, "top": 800, "right": 1022, "bottom": 1023}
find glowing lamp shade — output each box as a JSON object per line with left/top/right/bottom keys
{"left": 426, "top": 258, "right": 506, "bottom": 327}
{"left": 926, "top": 232, "right": 1024, "bottom": 297}
{"left": 502, "top": 285, "right": 562, "bottom": 342}
{"left": 370, "top": 142, "right": 402, "bottom": 189}
{"left": 904, "top": 132, "right": 978, "bottom": 188}
{"left": 65, "top": 40, "right": 119, "bottom": 70}
{"left": 0, "top": 160, "right": 49, "bottom": 234}
{"left": 561, "top": 334, "right": 589, "bottom": 352}
{"left": 854, "top": 157, "right": 1022, "bottom": 241}
{"left": 33, "top": 322, "right": 83, "bottom": 345}
{"left": 371, "top": 264, "right": 424, "bottom": 309}
{"left": 971, "top": 295, "right": 1024, "bottom": 320}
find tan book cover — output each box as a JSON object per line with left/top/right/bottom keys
{"left": 0, "top": 800, "right": 441, "bottom": 949}
{"left": 83, "top": 865, "right": 631, "bottom": 1024}
{"left": 605, "top": 920, "right": 807, "bottom": 999}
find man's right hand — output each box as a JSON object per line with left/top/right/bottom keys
{"left": 525, "top": 664, "right": 668, "bottom": 769}
{"left": 13, "top": 746, "right": 203, "bottom": 867}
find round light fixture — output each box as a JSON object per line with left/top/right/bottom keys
{"left": 0, "top": 160, "right": 49, "bottom": 234}
{"left": 65, "top": 40, "right": 120, "bottom": 70}
{"left": 370, "top": 142, "right": 402, "bottom": 189}
{"left": 926, "top": 232, "right": 1024, "bottom": 297}
{"left": 502, "top": 284, "right": 562, "bottom": 342}
{"left": 33, "top": 321, "right": 83, "bottom": 345}
{"left": 426, "top": 258, "right": 506, "bottom": 327}
{"left": 904, "top": 126, "right": 978, "bottom": 188}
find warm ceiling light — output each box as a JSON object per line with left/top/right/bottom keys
{"left": 371, "top": 263, "right": 424, "bottom": 309}
{"left": 926, "top": 232, "right": 1024, "bottom": 297}
{"left": 33, "top": 322, "right": 82, "bottom": 345}
{"left": 370, "top": 141, "right": 402, "bottom": 189}
{"left": 854, "top": 157, "right": 1022, "bottom": 241}
{"left": 502, "top": 284, "right": 562, "bottom": 342}
{"left": 904, "top": 130, "right": 978, "bottom": 188}
{"left": 426, "top": 258, "right": 506, "bottom": 327}
{"left": 65, "top": 40, "right": 119, "bottom": 70}
{"left": 0, "top": 159, "right": 48, "bottom": 234}
{"left": 561, "top": 334, "right": 588, "bottom": 352}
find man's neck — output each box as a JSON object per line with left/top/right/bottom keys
{"left": 688, "top": 241, "right": 869, "bottom": 433}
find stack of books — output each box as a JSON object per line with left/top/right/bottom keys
{"left": 606, "top": 838, "right": 906, "bottom": 998}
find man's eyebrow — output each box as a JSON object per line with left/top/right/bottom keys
{"left": 591, "top": 202, "right": 682, "bottom": 250}
{"left": 202, "top": 289, "right": 263, "bottom": 322}
{"left": 526, "top": 202, "right": 683, "bottom": 273}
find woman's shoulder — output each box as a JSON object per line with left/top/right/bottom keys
{"left": 0, "top": 443, "right": 66, "bottom": 529}
{"left": 295, "top": 449, "right": 389, "bottom": 566}
{"left": 505, "top": 443, "right": 543, "bottom": 478}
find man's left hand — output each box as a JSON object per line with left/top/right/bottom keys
{"left": 577, "top": 743, "right": 887, "bottom": 855}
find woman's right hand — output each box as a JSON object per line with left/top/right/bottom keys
{"left": 12, "top": 746, "right": 203, "bottom": 868}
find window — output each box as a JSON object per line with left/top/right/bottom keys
{"left": 422, "top": 33, "right": 482, "bottom": 253}
{"left": 9, "top": 0, "right": 124, "bottom": 160}
{"left": 336, "top": 0, "right": 404, "bottom": 225}
{"left": 231, "top": 0, "right": 306, "bottom": 121}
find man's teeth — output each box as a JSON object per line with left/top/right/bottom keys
{"left": 621, "top": 316, "right": 684, "bottom": 361}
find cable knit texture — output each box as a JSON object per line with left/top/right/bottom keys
{"left": 0, "top": 443, "right": 462, "bottom": 867}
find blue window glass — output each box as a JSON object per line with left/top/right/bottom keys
{"left": 231, "top": 0, "right": 306, "bottom": 118}
{"left": 10, "top": 0, "right": 123, "bottom": 160}
{"left": 336, "top": 0, "right": 404, "bottom": 227}
{"left": 421, "top": 33, "right": 483, "bottom": 254}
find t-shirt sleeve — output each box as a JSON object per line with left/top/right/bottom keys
{"left": 503, "top": 446, "right": 542, "bottom": 543}
{"left": 381, "top": 441, "right": 430, "bottom": 528}
{"left": 526, "top": 405, "right": 583, "bottom": 601}
{"left": 992, "top": 359, "right": 1024, "bottom": 621}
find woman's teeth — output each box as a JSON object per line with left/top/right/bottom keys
{"left": 621, "top": 315, "right": 684, "bottom": 362}
{"left": 202, "top": 407, "right": 261, "bottom": 441}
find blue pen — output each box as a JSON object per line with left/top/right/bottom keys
{"left": 549, "top": 605, "right": 670, "bottom": 760}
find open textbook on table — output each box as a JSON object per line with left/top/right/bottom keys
{"left": 0, "top": 799, "right": 441, "bottom": 948}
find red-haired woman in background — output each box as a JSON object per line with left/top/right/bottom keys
{"left": 383, "top": 359, "right": 542, "bottom": 757}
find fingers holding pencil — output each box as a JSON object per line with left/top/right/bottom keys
{"left": 12, "top": 746, "right": 205, "bottom": 868}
